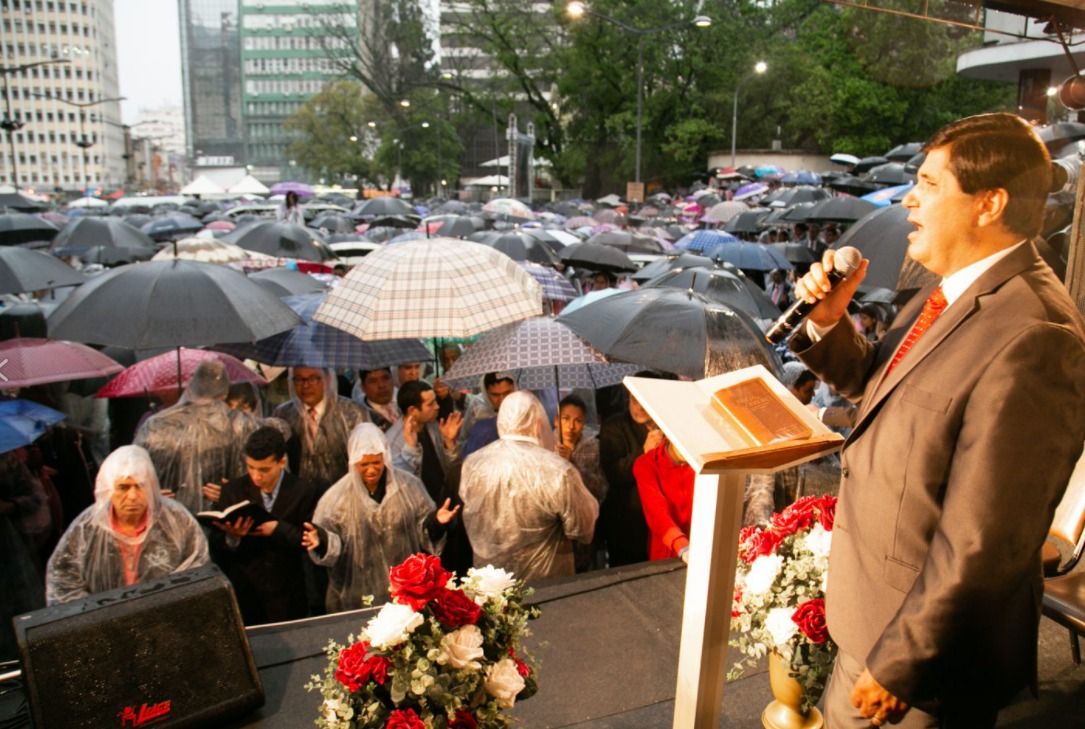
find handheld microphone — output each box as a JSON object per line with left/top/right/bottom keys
{"left": 765, "top": 246, "right": 862, "bottom": 344}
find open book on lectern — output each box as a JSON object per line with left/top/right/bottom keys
{"left": 623, "top": 365, "right": 844, "bottom": 473}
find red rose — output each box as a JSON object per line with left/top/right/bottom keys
{"left": 731, "top": 586, "right": 743, "bottom": 619}
{"left": 771, "top": 497, "right": 818, "bottom": 537}
{"left": 791, "top": 598, "right": 829, "bottom": 645}
{"left": 431, "top": 587, "right": 482, "bottom": 628}
{"left": 365, "top": 653, "right": 393, "bottom": 685}
{"left": 738, "top": 526, "right": 781, "bottom": 563}
{"left": 388, "top": 553, "right": 451, "bottom": 610}
{"left": 449, "top": 709, "right": 478, "bottom": 729}
{"left": 386, "top": 708, "right": 426, "bottom": 729}
{"left": 508, "top": 646, "right": 531, "bottom": 678}
{"left": 816, "top": 495, "right": 836, "bottom": 531}
{"left": 335, "top": 641, "right": 373, "bottom": 692}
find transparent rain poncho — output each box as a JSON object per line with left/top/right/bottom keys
{"left": 272, "top": 367, "right": 368, "bottom": 495}
{"left": 135, "top": 360, "right": 260, "bottom": 513}
{"left": 45, "top": 445, "right": 209, "bottom": 605}
{"left": 309, "top": 423, "right": 442, "bottom": 613}
{"left": 460, "top": 391, "right": 599, "bottom": 581}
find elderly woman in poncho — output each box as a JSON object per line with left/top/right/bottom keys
{"left": 45, "top": 445, "right": 209, "bottom": 605}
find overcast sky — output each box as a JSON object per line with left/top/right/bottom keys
{"left": 115, "top": 0, "right": 182, "bottom": 123}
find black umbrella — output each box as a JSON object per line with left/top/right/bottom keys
{"left": 472, "top": 230, "right": 561, "bottom": 267}
{"left": 423, "top": 214, "right": 484, "bottom": 238}
{"left": 833, "top": 204, "right": 934, "bottom": 293}
{"left": 224, "top": 221, "right": 335, "bottom": 262}
{"left": 724, "top": 210, "right": 770, "bottom": 235}
{"left": 769, "top": 242, "right": 817, "bottom": 265}
{"left": 853, "top": 156, "right": 889, "bottom": 174}
{"left": 642, "top": 266, "right": 781, "bottom": 320}
{"left": 828, "top": 175, "right": 879, "bottom": 196}
{"left": 904, "top": 152, "right": 925, "bottom": 172}
{"left": 366, "top": 214, "right": 420, "bottom": 229}
{"left": 632, "top": 252, "right": 714, "bottom": 283}
{"left": 309, "top": 213, "right": 357, "bottom": 234}
{"left": 805, "top": 197, "right": 877, "bottom": 223}
{"left": 522, "top": 228, "right": 569, "bottom": 253}
{"left": 866, "top": 162, "right": 915, "bottom": 187}
{"left": 79, "top": 245, "right": 156, "bottom": 266}
{"left": 0, "top": 192, "right": 48, "bottom": 212}
{"left": 763, "top": 186, "right": 830, "bottom": 208}
{"left": 249, "top": 267, "right": 328, "bottom": 297}
{"left": 433, "top": 200, "right": 470, "bottom": 215}
{"left": 353, "top": 197, "right": 416, "bottom": 218}
{"left": 558, "top": 242, "right": 637, "bottom": 273}
{"left": 123, "top": 213, "right": 153, "bottom": 229}
{"left": 0, "top": 213, "right": 59, "bottom": 245}
{"left": 885, "top": 142, "right": 922, "bottom": 162}
{"left": 50, "top": 217, "right": 155, "bottom": 257}
{"left": 141, "top": 213, "right": 204, "bottom": 242}
{"left": 48, "top": 259, "right": 304, "bottom": 349}
{"left": 0, "top": 248, "right": 85, "bottom": 294}
{"left": 585, "top": 230, "right": 665, "bottom": 255}
{"left": 557, "top": 286, "right": 780, "bottom": 379}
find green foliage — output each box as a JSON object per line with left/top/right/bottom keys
{"left": 284, "top": 80, "right": 379, "bottom": 184}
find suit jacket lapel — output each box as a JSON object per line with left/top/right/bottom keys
{"left": 847, "top": 242, "right": 1040, "bottom": 442}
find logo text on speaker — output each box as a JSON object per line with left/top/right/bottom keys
{"left": 118, "top": 700, "right": 172, "bottom": 727}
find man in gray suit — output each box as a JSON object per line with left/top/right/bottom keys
{"left": 792, "top": 112, "right": 1085, "bottom": 727}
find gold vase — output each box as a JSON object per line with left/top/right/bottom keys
{"left": 761, "top": 650, "right": 824, "bottom": 729}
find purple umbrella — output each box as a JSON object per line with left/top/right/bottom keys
{"left": 270, "top": 181, "right": 314, "bottom": 198}
{"left": 733, "top": 182, "right": 770, "bottom": 201}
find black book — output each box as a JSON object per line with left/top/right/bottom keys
{"left": 196, "top": 500, "right": 273, "bottom": 526}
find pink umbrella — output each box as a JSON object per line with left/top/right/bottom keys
{"left": 97, "top": 348, "right": 266, "bottom": 398}
{"left": 564, "top": 215, "right": 595, "bottom": 231}
{"left": 0, "top": 338, "right": 123, "bottom": 389}
{"left": 204, "top": 220, "right": 236, "bottom": 232}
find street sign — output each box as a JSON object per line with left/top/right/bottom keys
{"left": 626, "top": 181, "right": 645, "bottom": 203}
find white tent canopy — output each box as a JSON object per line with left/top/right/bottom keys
{"left": 227, "top": 175, "right": 270, "bottom": 195}
{"left": 463, "top": 174, "right": 510, "bottom": 187}
{"left": 479, "top": 155, "right": 552, "bottom": 168}
{"left": 180, "top": 176, "right": 227, "bottom": 196}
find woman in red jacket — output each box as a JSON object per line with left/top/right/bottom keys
{"left": 633, "top": 437, "right": 694, "bottom": 563}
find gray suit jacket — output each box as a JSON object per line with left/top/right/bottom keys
{"left": 793, "top": 242, "right": 1085, "bottom": 713}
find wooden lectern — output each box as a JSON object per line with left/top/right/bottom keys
{"left": 624, "top": 366, "right": 843, "bottom": 729}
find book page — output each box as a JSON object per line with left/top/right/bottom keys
{"left": 712, "top": 377, "right": 812, "bottom": 446}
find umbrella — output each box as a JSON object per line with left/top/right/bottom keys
{"left": 764, "top": 186, "right": 830, "bottom": 208}
{"left": 524, "top": 227, "right": 574, "bottom": 251}
{"left": 804, "top": 197, "right": 878, "bottom": 223}
{"left": 733, "top": 182, "right": 769, "bottom": 201}
{"left": 422, "top": 215, "right": 484, "bottom": 238}
{"left": 472, "top": 230, "right": 562, "bottom": 266}
{"left": 779, "top": 171, "right": 822, "bottom": 185}
{"left": 270, "top": 181, "right": 314, "bottom": 197}
{"left": 0, "top": 338, "right": 122, "bottom": 388}
{"left": 564, "top": 215, "right": 595, "bottom": 231}
{"left": 248, "top": 267, "right": 327, "bottom": 297}
{"left": 150, "top": 237, "right": 254, "bottom": 264}
{"left": 560, "top": 287, "right": 623, "bottom": 316}
{"left": 833, "top": 204, "right": 931, "bottom": 293}
{"left": 123, "top": 213, "right": 154, "bottom": 229}
{"left": 97, "top": 348, "right": 266, "bottom": 398}
{"left": 724, "top": 210, "right": 770, "bottom": 235}
{"left": 0, "top": 248, "right": 85, "bottom": 294}
{"left": 203, "top": 220, "right": 236, "bottom": 232}
{"left": 674, "top": 230, "right": 739, "bottom": 254}
{"left": 0, "top": 399, "right": 65, "bottom": 454}
{"left": 853, "top": 155, "right": 889, "bottom": 173}
{"left": 224, "top": 221, "right": 335, "bottom": 262}
{"left": 585, "top": 230, "right": 664, "bottom": 255}
{"left": 77, "top": 245, "right": 157, "bottom": 266}
{"left": 366, "top": 214, "right": 421, "bottom": 229}
{"left": 443, "top": 317, "right": 641, "bottom": 391}
{"left": 769, "top": 242, "right": 817, "bottom": 266}
{"left": 353, "top": 197, "right": 416, "bottom": 218}
{"left": 50, "top": 217, "right": 155, "bottom": 257}
{"left": 711, "top": 241, "right": 791, "bottom": 271}
{"left": 482, "top": 198, "right": 534, "bottom": 221}
{"left": 885, "top": 142, "right": 922, "bottom": 162}
{"left": 642, "top": 266, "right": 781, "bottom": 320}
{"left": 632, "top": 252, "right": 714, "bottom": 283}
{"left": 309, "top": 213, "right": 357, "bottom": 234}
{"left": 0, "top": 192, "right": 49, "bottom": 212}
{"left": 217, "top": 293, "right": 432, "bottom": 369}
{"left": 141, "top": 213, "right": 204, "bottom": 241}
{"left": 866, "top": 162, "right": 915, "bottom": 187}
{"left": 386, "top": 231, "right": 429, "bottom": 245}
{"left": 557, "top": 287, "right": 780, "bottom": 379}
{"left": 828, "top": 175, "right": 880, "bottom": 196}
{"left": 701, "top": 201, "right": 748, "bottom": 224}
{"left": 434, "top": 200, "right": 469, "bottom": 215}
{"left": 829, "top": 153, "right": 860, "bottom": 167}
{"left": 558, "top": 242, "right": 637, "bottom": 273}
{"left": 517, "top": 261, "right": 577, "bottom": 301}
{"left": 0, "top": 213, "right": 59, "bottom": 245}
{"left": 593, "top": 208, "right": 625, "bottom": 225}
{"left": 861, "top": 183, "right": 914, "bottom": 209}
{"left": 314, "top": 238, "right": 542, "bottom": 341}
{"left": 47, "top": 259, "right": 304, "bottom": 349}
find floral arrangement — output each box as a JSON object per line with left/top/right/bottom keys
{"left": 307, "top": 553, "right": 540, "bottom": 729}
{"left": 729, "top": 495, "right": 837, "bottom": 712}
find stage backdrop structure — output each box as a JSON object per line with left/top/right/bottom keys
{"left": 624, "top": 365, "right": 842, "bottom": 729}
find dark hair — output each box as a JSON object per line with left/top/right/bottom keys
{"left": 482, "top": 372, "right": 514, "bottom": 390}
{"left": 286, "top": 190, "right": 299, "bottom": 207}
{"left": 925, "top": 112, "right": 1050, "bottom": 238}
{"left": 793, "top": 369, "right": 818, "bottom": 390}
{"left": 227, "top": 382, "right": 259, "bottom": 410}
{"left": 244, "top": 426, "right": 287, "bottom": 461}
{"left": 559, "top": 394, "right": 588, "bottom": 414}
{"left": 358, "top": 367, "right": 391, "bottom": 386}
{"left": 632, "top": 370, "right": 678, "bottom": 380}
{"left": 397, "top": 379, "right": 433, "bottom": 414}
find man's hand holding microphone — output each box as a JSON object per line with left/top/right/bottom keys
{"left": 766, "top": 246, "right": 868, "bottom": 343}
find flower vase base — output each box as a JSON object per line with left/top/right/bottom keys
{"left": 761, "top": 701, "right": 824, "bottom": 729}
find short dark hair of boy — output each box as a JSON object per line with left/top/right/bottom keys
{"left": 244, "top": 426, "right": 287, "bottom": 461}
{"left": 397, "top": 379, "right": 433, "bottom": 414}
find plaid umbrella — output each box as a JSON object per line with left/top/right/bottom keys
{"left": 517, "top": 262, "right": 577, "bottom": 301}
{"left": 97, "top": 348, "right": 266, "bottom": 398}
{"left": 443, "top": 317, "right": 640, "bottom": 391}
{"left": 314, "top": 238, "right": 542, "bottom": 340}
{"left": 701, "top": 201, "right": 747, "bottom": 224}
{"left": 0, "top": 338, "right": 122, "bottom": 388}
{"left": 482, "top": 198, "right": 533, "bottom": 221}
{"left": 218, "top": 293, "right": 431, "bottom": 369}
{"left": 674, "top": 230, "right": 739, "bottom": 254}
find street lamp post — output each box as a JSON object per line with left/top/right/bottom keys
{"left": 0, "top": 60, "right": 70, "bottom": 187}
{"left": 566, "top": 2, "right": 711, "bottom": 184}
{"left": 731, "top": 61, "right": 767, "bottom": 167}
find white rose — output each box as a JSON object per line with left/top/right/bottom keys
{"left": 765, "top": 607, "right": 798, "bottom": 647}
{"left": 744, "top": 554, "right": 784, "bottom": 597}
{"left": 803, "top": 524, "right": 832, "bottom": 560}
{"left": 484, "top": 657, "right": 526, "bottom": 708}
{"left": 363, "top": 602, "right": 423, "bottom": 650}
{"left": 440, "top": 624, "right": 485, "bottom": 671}
{"left": 465, "top": 565, "right": 517, "bottom": 604}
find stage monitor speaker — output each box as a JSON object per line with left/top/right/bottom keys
{"left": 13, "top": 565, "right": 264, "bottom": 728}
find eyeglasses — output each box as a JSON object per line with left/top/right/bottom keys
{"left": 293, "top": 375, "right": 324, "bottom": 386}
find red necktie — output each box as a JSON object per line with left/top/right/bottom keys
{"left": 887, "top": 287, "right": 947, "bottom": 374}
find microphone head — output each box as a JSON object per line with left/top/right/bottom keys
{"left": 834, "top": 246, "right": 862, "bottom": 276}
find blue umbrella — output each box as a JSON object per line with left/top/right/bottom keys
{"left": 0, "top": 399, "right": 65, "bottom": 454}
{"left": 559, "top": 287, "right": 623, "bottom": 316}
{"left": 780, "top": 171, "right": 822, "bottom": 185}
{"left": 675, "top": 230, "right": 739, "bottom": 253}
{"left": 141, "top": 214, "right": 204, "bottom": 241}
{"left": 217, "top": 293, "right": 431, "bottom": 369}
{"left": 710, "top": 242, "right": 792, "bottom": 271}
{"left": 861, "top": 182, "right": 914, "bottom": 208}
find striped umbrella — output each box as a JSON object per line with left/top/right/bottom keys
{"left": 442, "top": 316, "right": 639, "bottom": 390}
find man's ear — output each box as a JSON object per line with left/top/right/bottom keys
{"left": 975, "top": 187, "right": 1010, "bottom": 229}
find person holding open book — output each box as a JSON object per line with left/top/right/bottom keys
{"left": 791, "top": 113, "right": 1085, "bottom": 728}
